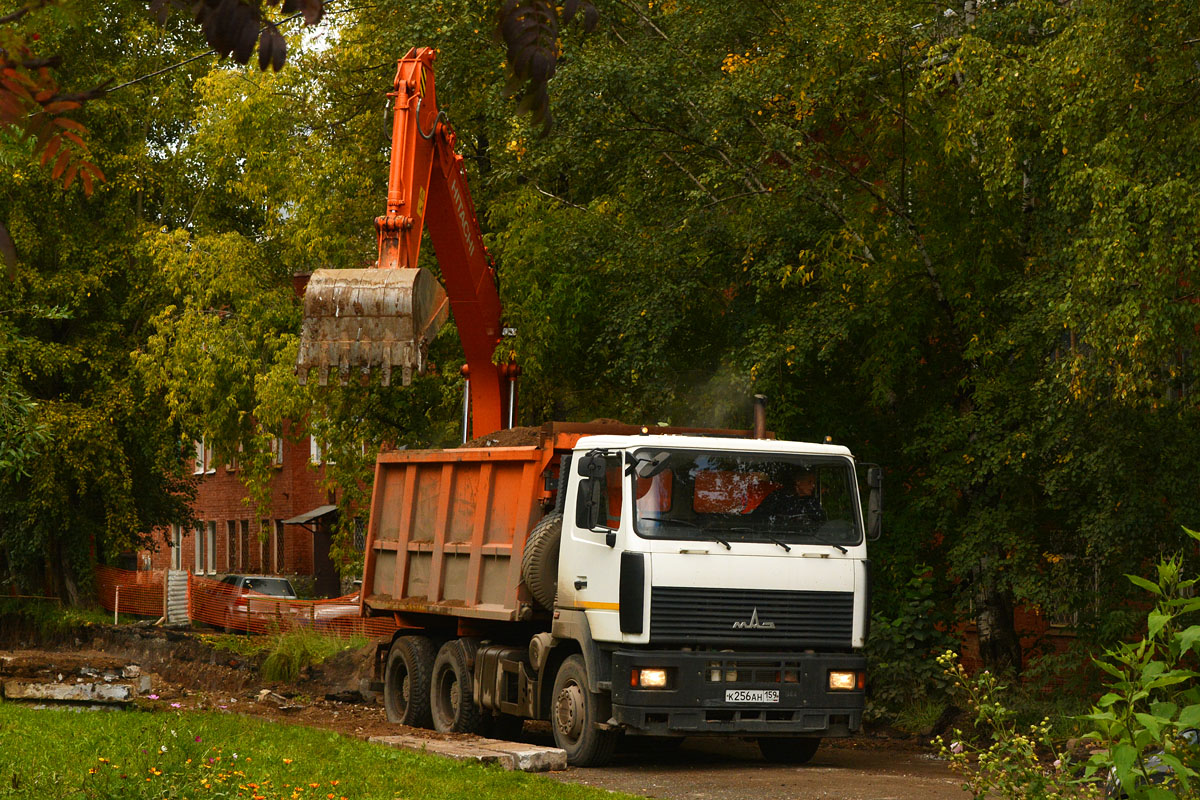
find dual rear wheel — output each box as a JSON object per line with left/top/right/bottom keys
{"left": 382, "top": 637, "right": 615, "bottom": 766}
{"left": 384, "top": 635, "right": 515, "bottom": 736}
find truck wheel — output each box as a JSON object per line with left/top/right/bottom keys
{"left": 384, "top": 636, "right": 435, "bottom": 728}
{"left": 551, "top": 654, "right": 618, "bottom": 767}
{"left": 430, "top": 639, "right": 483, "bottom": 733}
{"left": 758, "top": 737, "right": 820, "bottom": 764}
{"left": 522, "top": 512, "right": 563, "bottom": 610}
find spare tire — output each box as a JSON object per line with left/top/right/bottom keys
{"left": 521, "top": 512, "right": 563, "bottom": 610}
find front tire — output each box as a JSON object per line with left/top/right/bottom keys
{"left": 551, "top": 654, "right": 619, "bottom": 767}
{"left": 758, "top": 737, "right": 820, "bottom": 764}
{"left": 384, "top": 636, "right": 435, "bottom": 728}
{"left": 430, "top": 639, "right": 484, "bottom": 733}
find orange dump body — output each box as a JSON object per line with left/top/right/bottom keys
{"left": 362, "top": 422, "right": 758, "bottom": 624}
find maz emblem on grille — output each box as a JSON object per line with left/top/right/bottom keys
{"left": 731, "top": 607, "right": 776, "bottom": 630}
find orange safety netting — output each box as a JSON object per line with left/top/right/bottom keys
{"left": 96, "top": 566, "right": 166, "bottom": 618}
{"left": 188, "top": 574, "right": 398, "bottom": 639}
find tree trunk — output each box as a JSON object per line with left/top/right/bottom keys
{"left": 974, "top": 565, "right": 1022, "bottom": 674}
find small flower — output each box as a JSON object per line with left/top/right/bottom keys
{"left": 160, "top": 745, "right": 168, "bottom": 753}
{"left": 232, "top": 753, "right": 238, "bottom": 760}
{"left": 170, "top": 703, "right": 182, "bottom": 709}
{"left": 1053, "top": 759, "right": 1062, "bottom": 769}
{"left": 950, "top": 741, "right": 964, "bottom": 754}
{"left": 147, "top": 694, "right": 159, "bottom": 700}
{"left": 283, "top": 758, "right": 293, "bottom": 765}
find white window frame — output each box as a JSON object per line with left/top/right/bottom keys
{"left": 270, "top": 437, "right": 284, "bottom": 467}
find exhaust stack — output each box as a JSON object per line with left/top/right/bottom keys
{"left": 753, "top": 394, "right": 767, "bottom": 439}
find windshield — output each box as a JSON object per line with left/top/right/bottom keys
{"left": 630, "top": 449, "right": 861, "bottom": 547}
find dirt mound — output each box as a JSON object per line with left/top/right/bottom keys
{"left": 461, "top": 426, "right": 543, "bottom": 448}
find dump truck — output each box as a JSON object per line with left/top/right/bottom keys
{"left": 296, "top": 48, "right": 878, "bottom": 766}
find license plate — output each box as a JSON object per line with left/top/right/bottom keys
{"left": 725, "top": 689, "right": 780, "bottom": 704}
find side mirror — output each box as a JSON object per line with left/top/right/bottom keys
{"left": 577, "top": 451, "right": 606, "bottom": 479}
{"left": 866, "top": 466, "right": 882, "bottom": 541}
{"left": 575, "top": 478, "right": 601, "bottom": 530}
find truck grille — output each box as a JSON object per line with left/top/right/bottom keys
{"left": 649, "top": 587, "right": 854, "bottom": 647}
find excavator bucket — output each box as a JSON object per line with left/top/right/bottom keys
{"left": 296, "top": 268, "right": 449, "bottom": 387}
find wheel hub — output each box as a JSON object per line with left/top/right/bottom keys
{"left": 554, "top": 682, "right": 585, "bottom": 741}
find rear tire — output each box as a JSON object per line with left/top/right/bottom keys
{"left": 430, "top": 639, "right": 484, "bottom": 733}
{"left": 384, "top": 636, "right": 435, "bottom": 728}
{"left": 551, "top": 654, "right": 619, "bottom": 767}
{"left": 521, "top": 513, "right": 563, "bottom": 610}
{"left": 758, "top": 737, "right": 820, "bottom": 764}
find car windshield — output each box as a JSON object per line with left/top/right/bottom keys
{"left": 630, "top": 449, "right": 861, "bottom": 547}
{"left": 243, "top": 578, "right": 295, "bottom": 597}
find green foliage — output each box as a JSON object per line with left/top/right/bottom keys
{"left": 5, "top": 0, "right": 1200, "bottom": 667}
{"left": 865, "top": 565, "right": 957, "bottom": 721}
{"left": 1077, "top": 528, "right": 1200, "bottom": 799}
{"left": 0, "top": 596, "right": 133, "bottom": 637}
{"left": 937, "top": 527, "right": 1200, "bottom": 800}
{"left": 936, "top": 651, "right": 1096, "bottom": 800}
{"left": 0, "top": 702, "right": 632, "bottom": 800}
{"left": 257, "top": 629, "right": 370, "bottom": 683}
{"left": 0, "top": 2, "right": 203, "bottom": 596}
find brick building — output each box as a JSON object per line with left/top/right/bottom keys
{"left": 141, "top": 429, "right": 346, "bottom": 597}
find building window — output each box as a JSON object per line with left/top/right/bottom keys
{"left": 240, "top": 519, "right": 252, "bottom": 572}
{"left": 259, "top": 520, "right": 270, "bottom": 573}
{"left": 193, "top": 524, "right": 204, "bottom": 574}
{"left": 353, "top": 518, "right": 366, "bottom": 552}
{"left": 172, "top": 524, "right": 182, "bottom": 570}
{"left": 274, "top": 520, "right": 285, "bottom": 573}
{"left": 239, "top": 520, "right": 250, "bottom": 572}
{"left": 193, "top": 438, "right": 216, "bottom": 474}
{"left": 226, "top": 520, "right": 237, "bottom": 572}
{"left": 270, "top": 437, "right": 284, "bottom": 467}
{"left": 225, "top": 443, "right": 242, "bottom": 472}
{"left": 206, "top": 521, "right": 217, "bottom": 575}
{"left": 309, "top": 436, "right": 323, "bottom": 465}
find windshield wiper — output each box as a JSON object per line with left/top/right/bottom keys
{"left": 767, "top": 538, "right": 792, "bottom": 552}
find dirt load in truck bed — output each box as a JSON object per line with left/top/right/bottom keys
{"left": 459, "top": 419, "right": 628, "bottom": 449}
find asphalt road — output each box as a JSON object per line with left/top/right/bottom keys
{"left": 550, "top": 737, "right": 969, "bottom": 800}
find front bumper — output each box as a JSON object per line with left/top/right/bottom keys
{"left": 610, "top": 649, "right": 865, "bottom": 736}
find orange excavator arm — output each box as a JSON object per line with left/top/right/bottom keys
{"left": 297, "top": 47, "right": 514, "bottom": 438}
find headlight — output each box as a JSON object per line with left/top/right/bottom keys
{"left": 828, "top": 670, "right": 861, "bottom": 691}
{"left": 631, "top": 667, "right": 671, "bottom": 689}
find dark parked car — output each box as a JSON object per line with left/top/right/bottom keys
{"left": 218, "top": 575, "right": 298, "bottom": 633}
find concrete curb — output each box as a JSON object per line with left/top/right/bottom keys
{"left": 367, "top": 733, "right": 567, "bottom": 772}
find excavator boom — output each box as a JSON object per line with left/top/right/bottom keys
{"left": 296, "top": 47, "right": 512, "bottom": 437}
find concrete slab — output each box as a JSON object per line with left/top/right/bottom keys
{"left": 3, "top": 679, "right": 135, "bottom": 704}
{"left": 368, "top": 734, "right": 567, "bottom": 772}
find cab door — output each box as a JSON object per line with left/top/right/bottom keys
{"left": 557, "top": 451, "right": 629, "bottom": 642}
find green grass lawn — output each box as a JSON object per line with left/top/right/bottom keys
{"left": 0, "top": 700, "right": 640, "bottom": 800}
